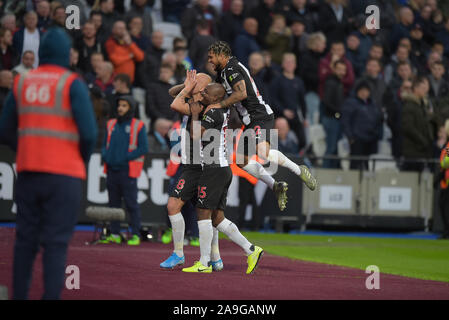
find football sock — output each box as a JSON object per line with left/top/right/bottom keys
{"left": 211, "top": 227, "right": 221, "bottom": 261}
{"left": 198, "top": 219, "right": 213, "bottom": 267}
{"left": 169, "top": 213, "right": 185, "bottom": 257}
{"left": 242, "top": 159, "right": 275, "bottom": 189}
{"left": 267, "top": 149, "right": 302, "bottom": 176}
{"left": 216, "top": 218, "right": 253, "bottom": 255}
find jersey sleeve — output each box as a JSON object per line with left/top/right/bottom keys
{"left": 224, "top": 66, "right": 244, "bottom": 87}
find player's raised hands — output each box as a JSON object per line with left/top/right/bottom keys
{"left": 184, "top": 69, "right": 197, "bottom": 92}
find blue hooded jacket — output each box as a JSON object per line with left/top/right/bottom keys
{"left": 0, "top": 27, "right": 98, "bottom": 164}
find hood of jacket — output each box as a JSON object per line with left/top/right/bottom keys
{"left": 116, "top": 95, "right": 137, "bottom": 123}
{"left": 38, "top": 27, "right": 71, "bottom": 68}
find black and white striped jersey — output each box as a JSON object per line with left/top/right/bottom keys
{"left": 217, "top": 56, "right": 273, "bottom": 124}
{"left": 200, "top": 108, "right": 230, "bottom": 168}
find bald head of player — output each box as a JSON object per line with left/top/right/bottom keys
{"left": 200, "top": 83, "right": 226, "bottom": 105}
{"left": 191, "top": 73, "right": 212, "bottom": 102}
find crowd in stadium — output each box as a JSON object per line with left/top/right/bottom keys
{"left": 1, "top": 0, "right": 449, "bottom": 171}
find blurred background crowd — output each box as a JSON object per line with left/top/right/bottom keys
{"left": 1, "top": 0, "right": 449, "bottom": 170}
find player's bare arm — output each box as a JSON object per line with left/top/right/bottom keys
{"left": 168, "top": 84, "right": 186, "bottom": 98}
{"left": 170, "top": 70, "right": 197, "bottom": 115}
{"left": 205, "top": 80, "right": 247, "bottom": 113}
{"left": 189, "top": 102, "right": 205, "bottom": 140}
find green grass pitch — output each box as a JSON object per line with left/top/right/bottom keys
{"left": 240, "top": 232, "right": 449, "bottom": 283}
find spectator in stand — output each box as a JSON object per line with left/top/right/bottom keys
{"left": 384, "top": 44, "right": 415, "bottom": 85}
{"left": 128, "top": 15, "right": 149, "bottom": 52}
{"left": 148, "top": 118, "right": 173, "bottom": 152}
{"left": 69, "top": 48, "right": 84, "bottom": 75}
{"left": 368, "top": 42, "right": 386, "bottom": 66}
{"left": 49, "top": 5, "right": 67, "bottom": 30}
{"left": 283, "top": 0, "right": 318, "bottom": 33}
{"left": 299, "top": 32, "right": 326, "bottom": 124}
{"left": 409, "top": 22, "right": 431, "bottom": 74}
{"left": 13, "top": 11, "right": 41, "bottom": 69}
{"left": 181, "top": 0, "right": 219, "bottom": 43}
{"left": 436, "top": 17, "right": 449, "bottom": 59}
{"left": 321, "top": 59, "right": 347, "bottom": 168}
{"left": 75, "top": 21, "right": 108, "bottom": 75}
{"left": 36, "top": 0, "right": 51, "bottom": 32}
{"left": 0, "top": 14, "right": 17, "bottom": 35}
{"left": 173, "top": 39, "right": 192, "bottom": 83}
{"left": 416, "top": 4, "right": 436, "bottom": 45}
{"left": 345, "top": 33, "right": 364, "bottom": 77}
{"left": 89, "top": 85, "right": 110, "bottom": 148}
{"left": 401, "top": 76, "right": 434, "bottom": 171}
{"left": 341, "top": 80, "right": 383, "bottom": 170}
{"left": 147, "top": 29, "right": 165, "bottom": 65}
{"left": 126, "top": 0, "right": 153, "bottom": 39}
{"left": 275, "top": 117, "right": 300, "bottom": 155}
{"left": 265, "top": 14, "right": 291, "bottom": 66}
{"left": 189, "top": 19, "right": 216, "bottom": 73}
{"left": 100, "top": 0, "right": 121, "bottom": 32}
{"left": 105, "top": 20, "right": 144, "bottom": 84}
{"left": 352, "top": 14, "right": 374, "bottom": 67}
{"left": 318, "top": 40, "right": 355, "bottom": 99}
{"left": 270, "top": 53, "right": 307, "bottom": 151}
{"left": 12, "top": 50, "right": 34, "bottom": 76}
{"left": 318, "top": 0, "right": 353, "bottom": 46}
{"left": 355, "top": 58, "right": 386, "bottom": 111}
{"left": 428, "top": 61, "right": 449, "bottom": 124}
{"left": 84, "top": 51, "right": 105, "bottom": 84}
{"left": 146, "top": 63, "right": 177, "bottom": 124}
{"left": 94, "top": 61, "right": 115, "bottom": 96}
{"left": 107, "top": 73, "right": 141, "bottom": 119}
{"left": 289, "top": 17, "right": 309, "bottom": 63}
{"left": 0, "top": 70, "right": 13, "bottom": 112}
{"left": 249, "top": 0, "right": 280, "bottom": 48}
{"left": 0, "top": 28, "right": 19, "bottom": 71}
{"left": 248, "top": 51, "right": 271, "bottom": 105}
{"left": 389, "top": 6, "right": 414, "bottom": 53}
{"left": 90, "top": 10, "right": 109, "bottom": 45}
{"left": 218, "top": 0, "right": 245, "bottom": 51}
{"left": 162, "top": 0, "right": 191, "bottom": 24}
{"left": 233, "top": 17, "right": 260, "bottom": 68}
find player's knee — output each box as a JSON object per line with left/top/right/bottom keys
{"left": 167, "top": 197, "right": 183, "bottom": 215}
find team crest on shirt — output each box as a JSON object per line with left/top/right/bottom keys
{"left": 125, "top": 125, "right": 131, "bottom": 133}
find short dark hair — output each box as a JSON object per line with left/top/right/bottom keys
{"left": 208, "top": 41, "right": 232, "bottom": 57}
{"left": 431, "top": 60, "right": 445, "bottom": 69}
{"left": 412, "top": 75, "right": 428, "bottom": 90}
{"left": 114, "top": 73, "right": 131, "bottom": 88}
{"left": 90, "top": 10, "right": 102, "bottom": 18}
{"left": 366, "top": 58, "right": 383, "bottom": 69}
{"left": 333, "top": 59, "right": 346, "bottom": 69}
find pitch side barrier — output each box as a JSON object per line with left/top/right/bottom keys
{"left": 302, "top": 155, "right": 438, "bottom": 231}
{"left": 0, "top": 146, "right": 439, "bottom": 231}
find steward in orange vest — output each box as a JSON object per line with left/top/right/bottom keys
{"left": 0, "top": 27, "right": 98, "bottom": 300}
{"left": 101, "top": 95, "right": 148, "bottom": 244}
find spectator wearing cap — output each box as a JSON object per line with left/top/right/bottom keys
{"left": 389, "top": 6, "right": 414, "bottom": 54}
{"left": 233, "top": 17, "right": 260, "bottom": 68}
{"left": 180, "top": 0, "right": 219, "bottom": 43}
{"left": 218, "top": 0, "right": 245, "bottom": 51}
{"left": 317, "top": 0, "right": 353, "bottom": 46}
{"left": 105, "top": 20, "right": 144, "bottom": 84}
{"left": 283, "top": 0, "right": 318, "bottom": 33}
{"left": 0, "top": 27, "right": 19, "bottom": 71}
{"left": 409, "top": 22, "right": 431, "bottom": 73}
{"left": 126, "top": 0, "right": 153, "bottom": 39}
{"left": 341, "top": 80, "right": 383, "bottom": 170}
{"left": 289, "top": 17, "right": 309, "bottom": 63}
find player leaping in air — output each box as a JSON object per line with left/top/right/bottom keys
{"left": 206, "top": 41, "right": 317, "bottom": 204}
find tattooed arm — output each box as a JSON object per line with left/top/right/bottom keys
{"left": 204, "top": 80, "right": 247, "bottom": 113}
{"left": 168, "top": 84, "right": 186, "bottom": 98}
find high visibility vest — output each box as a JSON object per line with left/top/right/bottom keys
{"left": 440, "top": 141, "right": 449, "bottom": 189}
{"left": 14, "top": 65, "right": 86, "bottom": 179}
{"left": 166, "top": 120, "right": 181, "bottom": 177}
{"left": 104, "top": 118, "right": 145, "bottom": 178}
{"left": 230, "top": 126, "right": 259, "bottom": 185}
